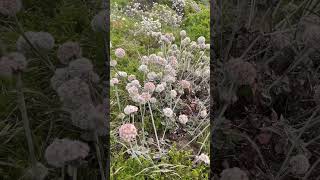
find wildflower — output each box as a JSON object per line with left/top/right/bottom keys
{"left": 119, "top": 123, "right": 138, "bottom": 142}
{"left": 155, "top": 83, "right": 165, "bottom": 93}
{"left": 141, "top": 56, "right": 149, "bottom": 64}
{"left": 45, "top": 138, "right": 89, "bottom": 167}
{"left": 163, "top": 75, "right": 176, "bottom": 83}
{"left": 195, "top": 153, "right": 210, "bottom": 165}
{"left": 71, "top": 103, "right": 107, "bottom": 135}
{"left": 128, "top": 74, "right": 136, "bottom": 81}
{"left": 68, "top": 58, "right": 93, "bottom": 79}
{"left": 124, "top": 105, "right": 138, "bottom": 115}
{"left": 117, "top": 71, "right": 127, "bottom": 78}
{"left": 289, "top": 154, "right": 310, "bottom": 175}
{"left": 180, "top": 30, "right": 186, "bottom": 37}
{"left": 170, "top": 90, "right": 177, "bottom": 98}
{"left": 144, "top": 82, "right": 156, "bottom": 93}
{"left": 57, "top": 78, "right": 92, "bottom": 111}
{"left": 150, "top": 97, "right": 157, "bottom": 103}
{"left": 168, "top": 56, "right": 178, "bottom": 68}
{"left": 131, "top": 80, "right": 141, "bottom": 87}
{"left": 220, "top": 167, "right": 248, "bottom": 180}
{"left": 0, "top": 0, "right": 22, "bottom": 16}
{"left": 180, "top": 80, "right": 191, "bottom": 89}
{"left": 50, "top": 68, "right": 69, "bottom": 91}
{"left": 197, "top": 36, "right": 205, "bottom": 44}
{"left": 110, "top": 60, "right": 117, "bottom": 67}
{"left": 163, "top": 108, "right": 174, "bottom": 118}
{"left": 57, "top": 41, "right": 82, "bottom": 65}
{"left": 26, "top": 162, "right": 48, "bottom": 180}
{"left": 178, "top": 114, "right": 188, "bottom": 124}
{"left": 115, "top": 48, "right": 126, "bottom": 58}
{"left": 226, "top": 58, "right": 257, "bottom": 86}
{"left": 17, "top": 31, "right": 55, "bottom": 53}
{"left": 139, "top": 92, "right": 151, "bottom": 104}
{"left": 200, "top": 109, "right": 207, "bottom": 118}
{"left": 181, "top": 37, "right": 191, "bottom": 46}
{"left": 138, "top": 64, "right": 149, "bottom": 73}
{"left": 110, "top": 78, "right": 119, "bottom": 86}
{"left": 127, "top": 86, "right": 139, "bottom": 95}
{"left": 147, "top": 71, "right": 157, "bottom": 80}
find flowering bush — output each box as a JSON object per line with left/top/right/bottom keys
{"left": 111, "top": 0, "right": 210, "bottom": 178}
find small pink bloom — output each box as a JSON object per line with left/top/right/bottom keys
{"left": 119, "top": 123, "right": 137, "bottom": 142}
{"left": 115, "top": 48, "right": 125, "bottom": 58}
{"left": 144, "top": 82, "right": 156, "bottom": 92}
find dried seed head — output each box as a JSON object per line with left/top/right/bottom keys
{"left": 45, "top": 138, "right": 89, "bottom": 167}
{"left": 57, "top": 78, "right": 92, "bottom": 111}
{"left": 220, "top": 167, "right": 249, "bottom": 180}
{"left": 226, "top": 58, "right": 257, "bottom": 86}
{"left": 57, "top": 41, "right": 82, "bottom": 65}
{"left": 0, "top": 0, "right": 22, "bottom": 16}
{"left": 16, "top": 31, "right": 55, "bottom": 53}
{"left": 289, "top": 154, "right": 310, "bottom": 175}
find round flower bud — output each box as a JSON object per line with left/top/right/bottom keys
{"left": 119, "top": 123, "right": 138, "bottom": 142}
{"left": 289, "top": 154, "right": 310, "bottom": 175}
{"left": 163, "top": 108, "right": 174, "bottom": 118}
{"left": 144, "top": 82, "right": 156, "bottom": 93}
{"left": 110, "top": 78, "right": 119, "bottom": 86}
{"left": 195, "top": 153, "right": 210, "bottom": 165}
{"left": 197, "top": 36, "right": 205, "bottom": 44}
{"left": 0, "top": 0, "right": 22, "bottom": 16}
{"left": 220, "top": 167, "right": 248, "bottom": 180}
{"left": 110, "top": 60, "right": 117, "bottom": 67}
{"left": 17, "top": 31, "right": 55, "bottom": 53}
{"left": 138, "top": 64, "right": 149, "bottom": 73}
{"left": 124, "top": 105, "right": 138, "bottom": 115}
{"left": 225, "top": 58, "right": 257, "bottom": 86}
{"left": 170, "top": 90, "right": 177, "bottom": 98}
{"left": 180, "top": 30, "right": 187, "bottom": 37}
{"left": 115, "top": 48, "right": 125, "bottom": 58}
{"left": 147, "top": 71, "right": 157, "bottom": 81}
{"left": 150, "top": 97, "right": 157, "bottom": 103}
{"left": 178, "top": 114, "right": 188, "bottom": 124}
{"left": 45, "top": 138, "right": 89, "bottom": 167}
{"left": 57, "top": 41, "right": 82, "bottom": 65}
{"left": 57, "top": 78, "right": 92, "bottom": 111}
{"left": 155, "top": 83, "right": 165, "bottom": 93}
{"left": 179, "top": 80, "right": 191, "bottom": 89}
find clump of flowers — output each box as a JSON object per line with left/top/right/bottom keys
{"left": 16, "top": 31, "right": 55, "bottom": 54}
{"left": 57, "top": 41, "right": 82, "bottom": 64}
{"left": 45, "top": 138, "right": 89, "bottom": 167}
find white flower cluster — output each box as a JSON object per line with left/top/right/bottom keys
{"left": 45, "top": 138, "right": 89, "bottom": 167}
{"left": 134, "top": 16, "right": 161, "bottom": 36}
{"left": 51, "top": 41, "right": 106, "bottom": 136}
{"left": 16, "top": 31, "right": 55, "bottom": 54}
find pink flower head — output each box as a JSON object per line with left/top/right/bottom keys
{"left": 168, "top": 56, "right": 178, "bottom": 68}
{"left": 178, "top": 114, "right": 188, "bottom": 124}
{"left": 127, "top": 86, "right": 139, "bottom": 95}
{"left": 110, "top": 78, "right": 119, "bottom": 86}
{"left": 144, "top": 82, "right": 156, "bottom": 93}
{"left": 139, "top": 92, "right": 151, "bottom": 104}
{"left": 115, "top": 48, "right": 125, "bottom": 58}
{"left": 180, "top": 80, "right": 191, "bottom": 89}
{"left": 128, "top": 74, "right": 136, "bottom": 81}
{"left": 119, "top": 123, "right": 138, "bottom": 142}
{"left": 124, "top": 105, "right": 138, "bottom": 115}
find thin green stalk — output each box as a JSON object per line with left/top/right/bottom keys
{"left": 94, "top": 132, "right": 106, "bottom": 180}
{"left": 16, "top": 72, "right": 37, "bottom": 166}
{"left": 148, "top": 102, "right": 161, "bottom": 153}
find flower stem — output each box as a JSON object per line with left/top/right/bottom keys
{"left": 16, "top": 72, "right": 37, "bottom": 167}
{"left": 148, "top": 102, "right": 161, "bottom": 153}
{"left": 115, "top": 86, "right": 121, "bottom": 112}
{"left": 94, "top": 132, "right": 106, "bottom": 180}
{"left": 72, "top": 167, "right": 77, "bottom": 180}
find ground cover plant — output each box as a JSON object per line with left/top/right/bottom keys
{"left": 212, "top": 0, "right": 320, "bottom": 179}
{"left": 0, "top": 0, "right": 109, "bottom": 179}
{"left": 110, "top": 0, "right": 210, "bottom": 179}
